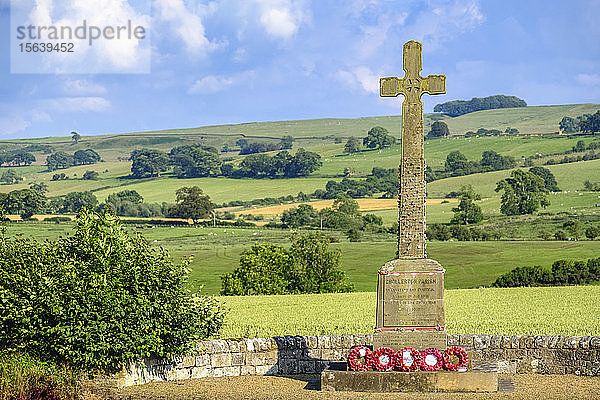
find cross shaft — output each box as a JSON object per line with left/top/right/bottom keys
{"left": 380, "top": 41, "right": 445, "bottom": 259}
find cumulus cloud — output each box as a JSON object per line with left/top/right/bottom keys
{"left": 62, "top": 79, "right": 107, "bottom": 96}
{"left": 335, "top": 66, "right": 380, "bottom": 94}
{"left": 409, "top": 0, "right": 485, "bottom": 49}
{"left": 355, "top": 12, "right": 408, "bottom": 60}
{"left": 188, "top": 71, "right": 255, "bottom": 94}
{"left": 577, "top": 73, "right": 600, "bottom": 86}
{"left": 16, "top": 0, "right": 151, "bottom": 73}
{"left": 155, "top": 0, "right": 223, "bottom": 56}
{"left": 0, "top": 115, "right": 32, "bottom": 136}
{"left": 256, "top": 0, "right": 308, "bottom": 40}
{"left": 43, "top": 97, "right": 111, "bottom": 113}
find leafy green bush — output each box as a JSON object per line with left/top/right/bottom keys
{"left": 492, "top": 257, "right": 600, "bottom": 287}
{"left": 0, "top": 352, "right": 79, "bottom": 400}
{"left": 0, "top": 209, "right": 225, "bottom": 373}
{"left": 492, "top": 265, "right": 552, "bottom": 288}
{"left": 220, "top": 233, "right": 353, "bottom": 295}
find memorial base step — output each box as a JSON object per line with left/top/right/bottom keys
{"left": 320, "top": 362, "right": 498, "bottom": 393}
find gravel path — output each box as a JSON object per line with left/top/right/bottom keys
{"left": 89, "top": 373, "right": 600, "bottom": 400}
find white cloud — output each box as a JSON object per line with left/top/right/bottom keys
{"left": 355, "top": 12, "right": 408, "bottom": 60}
{"left": 16, "top": 0, "right": 151, "bottom": 73}
{"left": 43, "top": 97, "right": 111, "bottom": 113}
{"left": 0, "top": 115, "right": 31, "bottom": 136}
{"left": 261, "top": 8, "right": 297, "bottom": 38}
{"left": 31, "top": 110, "right": 52, "bottom": 122}
{"left": 256, "top": 0, "right": 308, "bottom": 40}
{"left": 334, "top": 66, "right": 380, "bottom": 94}
{"left": 188, "top": 71, "right": 255, "bottom": 94}
{"left": 407, "top": 0, "right": 485, "bottom": 49}
{"left": 62, "top": 79, "right": 107, "bottom": 96}
{"left": 155, "top": 0, "right": 223, "bottom": 56}
{"left": 577, "top": 73, "right": 600, "bottom": 86}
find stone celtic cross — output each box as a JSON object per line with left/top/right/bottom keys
{"left": 380, "top": 40, "right": 446, "bottom": 259}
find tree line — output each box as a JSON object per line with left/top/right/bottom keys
{"left": 0, "top": 185, "right": 216, "bottom": 223}
{"left": 130, "top": 144, "right": 322, "bottom": 179}
{"left": 433, "top": 95, "right": 527, "bottom": 117}
{"left": 559, "top": 110, "right": 600, "bottom": 134}
{"left": 46, "top": 148, "right": 101, "bottom": 171}
{"left": 493, "top": 257, "right": 600, "bottom": 288}
{"left": 427, "top": 150, "right": 517, "bottom": 181}
{"left": 236, "top": 135, "right": 294, "bottom": 154}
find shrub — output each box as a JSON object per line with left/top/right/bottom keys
{"left": 346, "top": 227, "right": 362, "bottom": 242}
{"left": 492, "top": 265, "right": 551, "bottom": 287}
{"left": 220, "top": 233, "right": 353, "bottom": 295}
{"left": 426, "top": 223, "right": 451, "bottom": 241}
{"left": 220, "top": 243, "right": 293, "bottom": 296}
{"left": 81, "top": 170, "right": 99, "bottom": 180}
{"left": 450, "top": 225, "right": 471, "bottom": 241}
{"left": 0, "top": 208, "right": 225, "bottom": 373}
{"left": 492, "top": 257, "right": 600, "bottom": 287}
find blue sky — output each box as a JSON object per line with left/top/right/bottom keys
{"left": 0, "top": 0, "right": 599, "bottom": 139}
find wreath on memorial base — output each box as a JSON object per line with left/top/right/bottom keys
{"left": 420, "top": 348, "right": 444, "bottom": 371}
{"left": 347, "top": 346, "right": 372, "bottom": 371}
{"left": 395, "top": 347, "right": 422, "bottom": 372}
{"left": 443, "top": 346, "right": 469, "bottom": 371}
{"left": 369, "top": 347, "right": 396, "bottom": 371}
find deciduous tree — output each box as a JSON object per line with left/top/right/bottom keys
{"left": 363, "top": 126, "right": 395, "bottom": 149}
{"left": 168, "top": 186, "right": 213, "bottom": 223}
{"left": 495, "top": 170, "right": 549, "bottom": 215}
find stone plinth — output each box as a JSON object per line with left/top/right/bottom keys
{"left": 374, "top": 258, "right": 447, "bottom": 351}
{"left": 321, "top": 363, "right": 498, "bottom": 393}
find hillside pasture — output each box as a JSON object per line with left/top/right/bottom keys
{"left": 4, "top": 222, "right": 598, "bottom": 295}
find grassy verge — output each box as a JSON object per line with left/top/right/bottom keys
{"left": 217, "top": 286, "right": 600, "bottom": 338}
{"left": 0, "top": 353, "right": 80, "bottom": 400}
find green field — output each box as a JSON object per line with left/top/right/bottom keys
{"left": 5, "top": 222, "right": 599, "bottom": 295}
{"left": 217, "top": 286, "right": 600, "bottom": 338}
{"left": 3, "top": 149, "right": 596, "bottom": 208}
{"left": 0, "top": 103, "right": 598, "bottom": 207}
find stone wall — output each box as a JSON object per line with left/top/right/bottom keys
{"left": 117, "top": 334, "right": 600, "bottom": 387}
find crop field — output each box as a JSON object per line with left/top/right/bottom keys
{"left": 5, "top": 222, "right": 599, "bottom": 295}
{"left": 217, "top": 285, "right": 600, "bottom": 338}
{"left": 235, "top": 198, "right": 459, "bottom": 217}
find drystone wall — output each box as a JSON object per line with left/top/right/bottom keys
{"left": 115, "top": 334, "right": 600, "bottom": 387}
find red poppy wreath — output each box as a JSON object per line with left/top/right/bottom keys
{"left": 395, "top": 347, "right": 422, "bottom": 372}
{"left": 369, "top": 347, "right": 396, "bottom": 372}
{"left": 420, "top": 348, "right": 444, "bottom": 371}
{"left": 347, "top": 346, "right": 372, "bottom": 371}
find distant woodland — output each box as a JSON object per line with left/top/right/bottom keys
{"left": 434, "top": 95, "right": 527, "bottom": 117}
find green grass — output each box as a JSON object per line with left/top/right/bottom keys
{"left": 427, "top": 158, "right": 600, "bottom": 199}
{"left": 217, "top": 285, "right": 600, "bottom": 338}
{"left": 444, "top": 103, "right": 600, "bottom": 135}
{"left": 0, "top": 105, "right": 597, "bottom": 208}
{"left": 321, "top": 134, "right": 600, "bottom": 175}
{"left": 6, "top": 222, "right": 599, "bottom": 295}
